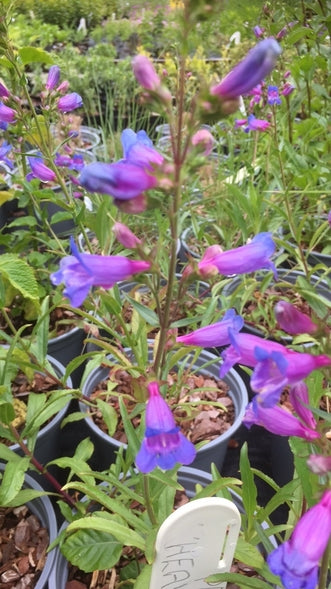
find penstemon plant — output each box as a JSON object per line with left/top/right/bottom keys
{"left": 0, "top": 1, "right": 330, "bottom": 588}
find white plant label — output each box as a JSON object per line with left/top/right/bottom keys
{"left": 149, "top": 497, "right": 241, "bottom": 589}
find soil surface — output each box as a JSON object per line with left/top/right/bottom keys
{"left": 88, "top": 367, "right": 235, "bottom": 446}
{"left": 0, "top": 505, "right": 48, "bottom": 589}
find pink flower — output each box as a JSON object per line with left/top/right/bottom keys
{"left": 191, "top": 128, "right": 215, "bottom": 155}
{"left": 113, "top": 222, "right": 141, "bottom": 249}
{"left": 274, "top": 301, "right": 317, "bottom": 335}
{"left": 132, "top": 55, "right": 161, "bottom": 91}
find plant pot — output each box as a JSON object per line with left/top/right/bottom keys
{"left": 8, "top": 355, "right": 72, "bottom": 466}
{"left": 48, "top": 466, "right": 277, "bottom": 588}
{"left": 0, "top": 463, "right": 58, "bottom": 589}
{"left": 48, "top": 324, "right": 87, "bottom": 388}
{"left": 32, "top": 149, "right": 96, "bottom": 236}
{"left": 222, "top": 268, "right": 330, "bottom": 343}
{"left": 79, "top": 348, "right": 248, "bottom": 473}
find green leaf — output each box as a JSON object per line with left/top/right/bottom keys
{"left": 0, "top": 459, "right": 30, "bottom": 505}
{"left": 234, "top": 537, "right": 264, "bottom": 569}
{"left": 135, "top": 564, "right": 152, "bottom": 588}
{"left": 67, "top": 515, "right": 145, "bottom": 551}
{"left": 96, "top": 398, "right": 118, "bottom": 437}
{"left": 239, "top": 444, "right": 257, "bottom": 530}
{"left": 18, "top": 46, "right": 54, "bottom": 65}
{"left": 61, "top": 528, "right": 123, "bottom": 572}
{"left": 124, "top": 295, "right": 159, "bottom": 327}
{"left": 119, "top": 395, "right": 141, "bottom": 456}
{"left": 206, "top": 572, "right": 274, "bottom": 588}
{"left": 63, "top": 484, "right": 148, "bottom": 534}
{"left": 0, "top": 254, "right": 39, "bottom": 308}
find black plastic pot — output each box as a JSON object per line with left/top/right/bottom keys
{"left": 0, "top": 463, "right": 58, "bottom": 589}
{"left": 79, "top": 348, "right": 248, "bottom": 473}
{"left": 222, "top": 268, "right": 330, "bottom": 343}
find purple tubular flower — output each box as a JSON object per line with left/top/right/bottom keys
{"left": 243, "top": 398, "right": 320, "bottom": 440}
{"left": 135, "top": 381, "right": 196, "bottom": 473}
{"left": 0, "top": 83, "right": 10, "bottom": 98}
{"left": 328, "top": 210, "right": 331, "bottom": 227}
{"left": 121, "top": 129, "right": 164, "bottom": 168}
{"left": 211, "top": 38, "right": 281, "bottom": 98}
{"left": 198, "top": 233, "right": 277, "bottom": 279}
{"left": 79, "top": 129, "right": 163, "bottom": 203}
{"left": 50, "top": 237, "right": 151, "bottom": 307}
{"left": 244, "top": 114, "right": 270, "bottom": 132}
{"left": 0, "top": 141, "right": 14, "bottom": 169}
{"left": 176, "top": 309, "right": 244, "bottom": 347}
{"left": 289, "top": 382, "right": 317, "bottom": 430}
{"left": 253, "top": 25, "right": 264, "bottom": 38}
{"left": 0, "top": 101, "right": 16, "bottom": 124}
{"left": 57, "top": 92, "right": 83, "bottom": 112}
{"left": 251, "top": 347, "right": 331, "bottom": 406}
{"left": 27, "top": 154, "right": 56, "bottom": 182}
{"left": 79, "top": 161, "right": 156, "bottom": 199}
{"left": 268, "top": 490, "right": 331, "bottom": 589}
{"left": 46, "top": 65, "right": 61, "bottom": 90}
{"left": 54, "top": 153, "right": 85, "bottom": 171}
{"left": 282, "top": 82, "right": 295, "bottom": 96}
{"left": 132, "top": 55, "right": 161, "bottom": 91}
{"left": 275, "top": 301, "right": 317, "bottom": 335}
{"left": 220, "top": 331, "right": 286, "bottom": 377}
{"left": 267, "top": 85, "right": 281, "bottom": 105}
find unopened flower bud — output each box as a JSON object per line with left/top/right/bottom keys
{"left": 58, "top": 92, "right": 83, "bottom": 112}
{"left": 274, "top": 301, "right": 317, "bottom": 335}
{"left": 132, "top": 55, "right": 161, "bottom": 91}
{"left": 0, "top": 101, "right": 16, "bottom": 123}
{"left": 191, "top": 128, "right": 215, "bottom": 155}
{"left": 307, "top": 455, "right": 331, "bottom": 475}
{"left": 46, "top": 65, "right": 60, "bottom": 90}
{"left": 0, "top": 82, "right": 10, "bottom": 98}
{"left": 211, "top": 38, "right": 281, "bottom": 99}
{"left": 57, "top": 80, "right": 70, "bottom": 93}
{"left": 113, "top": 222, "right": 141, "bottom": 248}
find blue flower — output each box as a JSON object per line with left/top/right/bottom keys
{"left": 26, "top": 153, "right": 56, "bottom": 182}
{"left": 0, "top": 141, "right": 14, "bottom": 169}
{"left": 268, "top": 490, "right": 331, "bottom": 589}
{"left": 176, "top": 309, "right": 244, "bottom": 347}
{"left": 211, "top": 38, "right": 281, "bottom": 98}
{"left": 79, "top": 129, "right": 163, "bottom": 210}
{"left": 51, "top": 237, "right": 151, "bottom": 307}
{"left": 135, "top": 382, "right": 196, "bottom": 473}
{"left": 198, "top": 232, "right": 277, "bottom": 279}
{"left": 267, "top": 85, "right": 281, "bottom": 105}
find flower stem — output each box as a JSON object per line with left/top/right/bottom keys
{"left": 9, "top": 425, "right": 76, "bottom": 508}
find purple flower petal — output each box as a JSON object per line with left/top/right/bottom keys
{"left": 211, "top": 38, "right": 281, "bottom": 98}
{"left": 135, "top": 382, "right": 196, "bottom": 474}
{"left": 198, "top": 232, "right": 277, "bottom": 278}
{"left": 268, "top": 491, "right": 331, "bottom": 589}
{"left": 57, "top": 92, "right": 83, "bottom": 112}
{"left": 79, "top": 161, "right": 157, "bottom": 200}
{"left": 177, "top": 309, "right": 244, "bottom": 347}
{"left": 50, "top": 237, "right": 151, "bottom": 307}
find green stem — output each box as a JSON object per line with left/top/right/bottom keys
{"left": 318, "top": 536, "right": 331, "bottom": 589}
{"left": 143, "top": 475, "right": 157, "bottom": 526}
